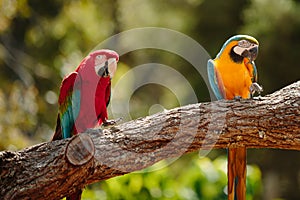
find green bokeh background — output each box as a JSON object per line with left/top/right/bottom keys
{"left": 0, "top": 0, "right": 299, "bottom": 199}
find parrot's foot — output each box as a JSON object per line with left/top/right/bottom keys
{"left": 102, "top": 117, "right": 123, "bottom": 127}
{"left": 234, "top": 96, "right": 242, "bottom": 101}
{"left": 102, "top": 120, "right": 116, "bottom": 127}
{"left": 252, "top": 95, "right": 263, "bottom": 101}
{"left": 250, "top": 82, "right": 263, "bottom": 98}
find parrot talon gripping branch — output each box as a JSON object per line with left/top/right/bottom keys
{"left": 207, "top": 35, "right": 262, "bottom": 200}
{"left": 51, "top": 49, "right": 119, "bottom": 200}
{"left": 250, "top": 82, "right": 263, "bottom": 98}
{"left": 102, "top": 117, "right": 123, "bottom": 127}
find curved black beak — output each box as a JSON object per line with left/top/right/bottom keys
{"left": 97, "top": 61, "right": 109, "bottom": 77}
{"left": 242, "top": 45, "right": 258, "bottom": 61}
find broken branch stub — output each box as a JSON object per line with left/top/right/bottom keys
{"left": 65, "top": 133, "right": 95, "bottom": 166}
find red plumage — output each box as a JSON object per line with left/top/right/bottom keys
{"left": 52, "top": 49, "right": 119, "bottom": 200}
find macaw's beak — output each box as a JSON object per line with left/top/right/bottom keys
{"left": 241, "top": 45, "right": 258, "bottom": 62}
{"left": 107, "top": 58, "right": 117, "bottom": 78}
{"left": 95, "top": 58, "right": 117, "bottom": 77}
{"left": 95, "top": 61, "right": 108, "bottom": 77}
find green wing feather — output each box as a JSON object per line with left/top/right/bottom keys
{"left": 58, "top": 72, "right": 81, "bottom": 138}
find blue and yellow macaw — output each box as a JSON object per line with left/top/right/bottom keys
{"left": 207, "top": 35, "right": 262, "bottom": 200}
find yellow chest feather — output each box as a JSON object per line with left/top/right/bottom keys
{"left": 215, "top": 58, "right": 253, "bottom": 99}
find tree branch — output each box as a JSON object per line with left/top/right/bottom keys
{"left": 1, "top": 81, "right": 299, "bottom": 200}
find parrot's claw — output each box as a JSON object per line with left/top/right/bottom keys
{"left": 252, "top": 95, "right": 263, "bottom": 101}
{"left": 234, "top": 96, "right": 242, "bottom": 101}
{"left": 102, "top": 120, "right": 116, "bottom": 127}
{"left": 102, "top": 117, "right": 123, "bottom": 127}
{"left": 250, "top": 82, "right": 263, "bottom": 99}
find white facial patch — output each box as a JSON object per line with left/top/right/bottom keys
{"left": 95, "top": 55, "right": 104, "bottom": 65}
{"left": 94, "top": 64, "right": 103, "bottom": 75}
{"left": 94, "top": 55, "right": 107, "bottom": 76}
{"left": 233, "top": 46, "right": 245, "bottom": 56}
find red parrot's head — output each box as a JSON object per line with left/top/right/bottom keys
{"left": 89, "top": 49, "right": 119, "bottom": 78}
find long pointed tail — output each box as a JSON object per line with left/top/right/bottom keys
{"left": 52, "top": 114, "right": 62, "bottom": 141}
{"left": 228, "top": 147, "right": 247, "bottom": 200}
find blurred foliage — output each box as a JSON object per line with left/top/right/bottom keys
{"left": 0, "top": 0, "right": 300, "bottom": 199}
{"left": 241, "top": 0, "right": 300, "bottom": 92}
{"left": 82, "top": 156, "right": 261, "bottom": 200}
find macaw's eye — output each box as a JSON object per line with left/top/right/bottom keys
{"left": 238, "top": 40, "right": 251, "bottom": 48}
{"left": 96, "top": 55, "right": 104, "bottom": 60}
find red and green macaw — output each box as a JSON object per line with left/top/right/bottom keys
{"left": 207, "top": 35, "right": 262, "bottom": 200}
{"left": 52, "top": 49, "right": 119, "bottom": 200}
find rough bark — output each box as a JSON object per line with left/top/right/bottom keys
{"left": 0, "top": 81, "right": 299, "bottom": 200}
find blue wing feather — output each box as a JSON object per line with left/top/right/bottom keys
{"left": 71, "top": 89, "right": 81, "bottom": 123}
{"left": 58, "top": 72, "right": 81, "bottom": 139}
{"left": 61, "top": 106, "right": 73, "bottom": 138}
{"left": 207, "top": 59, "right": 225, "bottom": 100}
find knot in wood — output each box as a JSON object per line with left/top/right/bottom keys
{"left": 65, "top": 133, "right": 95, "bottom": 166}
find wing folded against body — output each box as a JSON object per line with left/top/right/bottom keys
{"left": 53, "top": 72, "right": 81, "bottom": 140}
{"left": 207, "top": 59, "right": 226, "bottom": 100}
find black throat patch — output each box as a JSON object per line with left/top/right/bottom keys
{"left": 230, "top": 47, "right": 244, "bottom": 63}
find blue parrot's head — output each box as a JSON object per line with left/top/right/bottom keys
{"left": 217, "top": 35, "right": 259, "bottom": 63}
